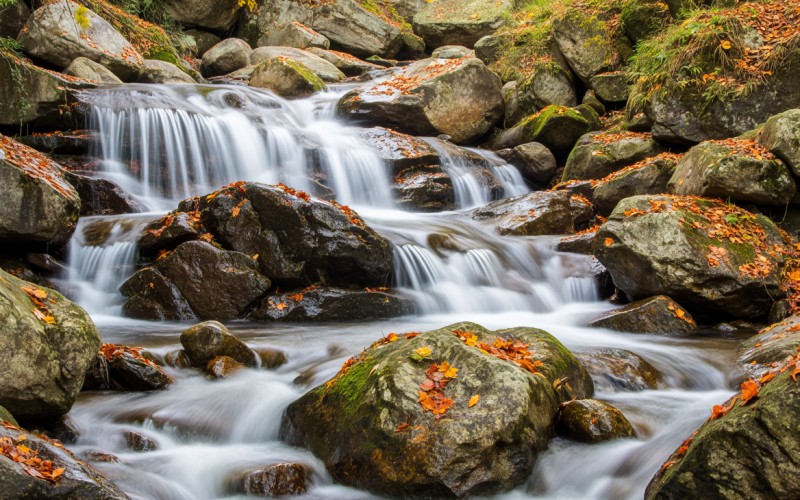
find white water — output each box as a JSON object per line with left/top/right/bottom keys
{"left": 61, "top": 82, "right": 742, "bottom": 500}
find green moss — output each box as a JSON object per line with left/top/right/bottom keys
{"left": 324, "top": 356, "right": 377, "bottom": 424}
{"left": 356, "top": 0, "right": 412, "bottom": 32}
{"left": 519, "top": 105, "right": 589, "bottom": 137}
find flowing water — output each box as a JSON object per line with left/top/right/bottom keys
{"left": 61, "top": 82, "right": 743, "bottom": 499}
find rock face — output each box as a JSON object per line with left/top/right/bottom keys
{"left": 0, "top": 135, "right": 81, "bottom": 246}
{"left": 64, "top": 172, "right": 145, "bottom": 216}
{"left": 589, "top": 296, "right": 698, "bottom": 336}
{"left": 180, "top": 321, "right": 258, "bottom": 368}
{"left": 0, "top": 423, "right": 128, "bottom": 499}
{"left": 555, "top": 399, "right": 636, "bottom": 442}
{"left": 260, "top": 22, "right": 329, "bottom": 49}
{"left": 563, "top": 132, "right": 666, "bottom": 182}
{"left": 412, "top": 0, "right": 514, "bottom": 48}
{"left": 758, "top": 108, "right": 800, "bottom": 176}
{"left": 201, "top": 38, "right": 252, "bottom": 77}
{"left": 337, "top": 57, "right": 503, "bottom": 144}
{"left": 576, "top": 348, "right": 662, "bottom": 392}
{"left": 472, "top": 191, "right": 594, "bottom": 236}
{"left": 592, "top": 153, "right": 679, "bottom": 216}
{"left": 595, "top": 195, "right": 788, "bottom": 319}
{"left": 63, "top": 57, "right": 123, "bottom": 84}
{"left": 0, "top": 270, "right": 100, "bottom": 422}
{"left": 281, "top": 322, "right": 592, "bottom": 497}
{"left": 669, "top": 139, "right": 796, "bottom": 207}
{"left": 250, "top": 46, "right": 345, "bottom": 82}
{"left": 250, "top": 57, "right": 326, "bottom": 98}
{"left": 18, "top": 0, "right": 143, "bottom": 80}
{"left": 163, "top": 0, "right": 241, "bottom": 31}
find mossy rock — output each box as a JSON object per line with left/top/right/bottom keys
{"left": 592, "top": 153, "right": 678, "bottom": 215}
{"left": 250, "top": 57, "right": 327, "bottom": 98}
{"left": 738, "top": 315, "right": 800, "bottom": 380}
{"left": 412, "top": 0, "right": 515, "bottom": 49}
{"left": 555, "top": 399, "right": 636, "bottom": 442}
{"left": 757, "top": 108, "right": 800, "bottom": 177}
{"left": 562, "top": 131, "right": 666, "bottom": 182}
{"left": 491, "top": 105, "right": 591, "bottom": 160}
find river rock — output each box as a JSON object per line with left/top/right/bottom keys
{"left": 260, "top": 22, "right": 329, "bottom": 50}
{"left": 0, "top": 423, "right": 128, "bottom": 499}
{"left": 556, "top": 231, "right": 596, "bottom": 255}
{"left": 490, "top": 105, "right": 592, "bottom": 159}
{"left": 249, "top": 288, "right": 415, "bottom": 322}
{"left": 0, "top": 270, "right": 100, "bottom": 422}
{"left": 757, "top": 108, "right": 800, "bottom": 176}
{"left": 201, "top": 38, "right": 252, "bottom": 77}
{"left": 63, "top": 171, "right": 146, "bottom": 216}
{"left": 738, "top": 315, "right": 800, "bottom": 379}
{"left": 305, "top": 48, "right": 383, "bottom": 77}
{"left": 393, "top": 171, "right": 455, "bottom": 211}
{"left": 63, "top": 57, "right": 122, "bottom": 84}
{"left": 555, "top": 399, "right": 636, "bottom": 442}
{"left": 595, "top": 195, "right": 788, "bottom": 319}
{"left": 180, "top": 321, "right": 258, "bottom": 368}
{"left": 360, "top": 127, "right": 440, "bottom": 174}
{"left": 18, "top": 0, "right": 142, "bottom": 80}
{"left": 125, "top": 430, "right": 158, "bottom": 452}
{"left": 589, "top": 296, "right": 698, "bottom": 336}
{"left": 232, "top": 463, "right": 309, "bottom": 496}
{"left": 589, "top": 71, "right": 629, "bottom": 104}
{"left": 281, "top": 322, "right": 593, "bottom": 497}
{"left": 562, "top": 131, "right": 666, "bottom": 182}
{"left": 472, "top": 190, "right": 594, "bottom": 236}
{"left": 576, "top": 348, "right": 662, "bottom": 392}
{"left": 497, "top": 142, "right": 558, "bottom": 187}
{"left": 250, "top": 57, "right": 326, "bottom": 98}
{"left": 250, "top": 46, "right": 345, "bottom": 82}
{"left": 0, "top": 135, "right": 81, "bottom": 246}
{"left": 254, "top": 348, "right": 288, "bottom": 369}
{"left": 337, "top": 57, "right": 503, "bottom": 144}
{"left": 163, "top": 0, "right": 242, "bottom": 31}
{"left": 164, "top": 349, "right": 192, "bottom": 369}
{"left": 184, "top": 29, "right": 220, "bottom": 57}
{"left": 138, "top": 59, "right": 195, "bottom": 84}
{"left": 552, "top": 9, "right": 624, "bottom": 84}
{"left": 206, "top": 356, "right": 244, "bottom": 379}
{"left": 668, "top": 139, "right": 796, "bottom": 207}
{"left": 412, "top": 0, "right": 513, "bottom": 49}
{"left": 0, "top": 0, "right": 29, "bottom": 38}
{"left": 105, "top": 349, "right": 172, "bottom": 391}
{"left": 592, "top": 153, "right": 679, "bottom": 216}
{"left": 431, "top": 45, "right": 475, "bottom": 59}
{"left": 138, "top": 212, "right": 203, "bottom": 256}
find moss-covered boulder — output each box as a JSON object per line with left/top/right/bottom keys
{"left": 757, "top": 108, "right": 800, "bottom": 177}
{"left": 589, "top": 295, "right": 698, "bottom": 336}
{"left": 595, "top": 195, "right": 789, "bottom": 319}
{"left": 281, "top": 322, "right": 593, "bottom": 497}
{"left": 563, "top": 131, "right": 667, "bottom": 182}
{"left": 0, "top": 270, "right": 100, "bottom": 422}
{"left": 472, "top": 190, "right": 594, "bottom": 236}
{"left": 337, "top": 57, "right": 503, "bottom": 144}
{"left": 576, "top": 348, "right": 663, "bottom": 392}
{"left": 412, "top": 0, "right": 514, "bottom": 49}
{"left": 669, "top": 139, "right": 796, "bottom": 207}
{"left": 514, "top": 65, "right": 577, "bottom": 117}
{"left": 620, "top": 0, "right": 672, "bottom": 44}
{"left": 250, "top": 57, "right": 327, "bottom": 98}
{"left": 250, "top": 46, "right": 345, "bottom": 82}
{"left": 738, "top": 315, "right": 800, "bottom": 380}
{"left": 555, "top": 399, "right": 636, "bottom": 443}
{"left": 491, "top": 106, "right": 592, "bottom": 159}
{"left": 552, "top": 9, "right": 628, "bottom": 84}
{"left": 592, "top": 152, "right": 679, "bottom": 216}
{"left": 589, "top": 71, "right": 629, "bottom": 104}
{"left": 0, "top": 405, "right": 18, "bottom": 426}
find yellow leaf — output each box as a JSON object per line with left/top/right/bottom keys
{"left": 21, "top": 286, "right": 46, "bottom": 299}
{"left": 43, "top": 315, "right": 56, "bottom": 325}
{"left": 415, "top": 347, "right": 432, "bottom": 358}
{"left": 50, "top": 468, "right": 65, "bottom": 479}
{"left": 468, "top": 394, "right": 480, "bottom": 407}
{"left": 444, "top": 366, "right": 459, "bottom": 379}
{"left": 720, "top": 40, "right": 732, "bottom": 50}
{"left": 275, "top": 302, "right": 287, "bottom": 311}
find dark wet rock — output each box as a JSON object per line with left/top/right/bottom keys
{"left": 250, "top": 46, "right": 345, "bottom": 82}
{"left": 201, "top": 38, "right": 252, "bottom": 78}
{"left": 757, "top": 108, "right": 800, "bottom": 177}
{"left": 589, "top": 296, "right": 698, "bottom": 336}
{"left": 125, "top": 430, "right": 158, "bottom": 452}
{"left": 82, "top": 354, "right": 111, "bottom": 391}
{"left": 206, "top": 356, "right": 244, "bottom": 379}
{"left": 64, "top": 172, "right": 146, "bottom": 216}
{"left": 0, "top": 270, "right": 100, "bottom": 423}
{"left": 393, "top": 171, "right": 455, "bottom": 212}
{"left": 577, "top": 348, "right": 662, "bottom": 392}
{"left": 305, "top": 48, "right": 384, "bottom": 77}
{"left": 497, "top": 142, "right": 558, "bottom": 187}
{"left": 120, "top": 267, "right": 197, "bottom": 321}
{"left": 164, "top": 349, "right": 192, "bottom": 369}
{"left": 64, "top": 57, "right": 123, "bottom": 84}
{"left": 472, "top": 190, "right": 594, "bottom": 236}
{"left": 17, "top": 130, "right": 95, "bottom": 156}
{"left": 138, "top": 212, "right": 203, "bottom": 256}
{"left": 360, "top": 127, "right": 440, "bottom": 175}
{"left": 249, "top": 288, "right": 415, "bottom": 322}
{"left": 555, "top": 399, "right": 636, "bottom": 442}
{"left": 0, "top": 424, "right": 128, "bottom": 499}
{"left": 180, "top": 321, "right": 257, "bottom": 368}
{"left": 254, "top": 348, "right": 288, "bottom": 369}
{"left": 562, "top": 131, "right": 667, "bottom": 182}
{"left": 83, "top": 450, "right": 120, "bottom": 464}
{"left": 250, "top": 57, "right": 327, "bottom": 98}
{"left": 106, "top": 351, "right": 172, "bottom": 391}
{"left": 669, "top": 139, "right": 796, "bottom": 206}
{"left": 412, "top": 0, "right": 513, "bottom": 49}
{"left": 768, "top": 299, "right": 792, "bottom": 325}
{"left": 738, "top": 315, "right": 800, "bottom": 379}
{"left": 556, "top": 231, "right": 596, "bottom": 255}
{"left": 338, "top": 57, "right": 503, "bottom": 144}
{"left": 552, "top": 179, "right": 597, "bottom": 201}
{"left": 261, "top": 21, "right": 330, "bottom": 50}
{"left": 281, "top": 322, "right": 592, "bottom": 497}
{"left": 163, "top": 0, "right": 242, "bottom": 31}
{"left": 595, "top": 195, "right": 788, "bottom": 319}
{"left": 490, "top": 106, "right": 592, "bottom": 160}
{"left": 0, "top": 0, "right": 29, "bottom": 39}
{"left": 231, "top": 463, "right": 309, "bottom": 496}
{"left": 592, "top": 153, "right": 679, "bottom": 216}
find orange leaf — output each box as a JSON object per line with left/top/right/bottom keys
{"left": 604, "top": 237, "right": 613, "bottom": 247}
{"left": 395, "top": 423, "right": 409, "bottom": 433}
{"left": 740, "top": 379, "right": 760, "bottom": 405}
{"left": 274, "top": 302, "right": 287, "bottom": 311}
{"left": 444, "top": 366, "right": 458, "bottom": 379}
{"left": 468, "top": 394, "right": 480, "bottom": 407}
{"left": 49, "top": 468, "right": 65, "bottom": 479}
{"left": 21, "top": 286, "right": 46, "bottom": 299}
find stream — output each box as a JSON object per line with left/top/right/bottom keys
{"left": 58, "top": 82, "right": 740, "bottom": 499}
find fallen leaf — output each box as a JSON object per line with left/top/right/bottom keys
{"left": 604, "top": 237, "right": 613, "bottom": 247}
{"left": 415, "top": 347, "right": 432, "bottom": 358}
{"left": 740, "top": 379, "right": 760, "bottom": 405}
{"left": 395, "top": 423, "right": 409, "bottom": 433}
{"left": 468, "top": 395, "right": 480, "bottom": 407}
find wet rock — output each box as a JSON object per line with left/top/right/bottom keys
{"left": 757, "top": 108, "right": 800, "bottom": 176}
{"left": 556, "top": 399, "right": 636, "bottom": 442}
{"left": 120, "top": 267, "right": 197, "bottom": 321}
{"left": 0, "top": 135, "right": 81, "bottom": 246}
{"left": 768, "top": 299, "right": 792, "bottom": 325}
{"left": 81, "top": 354, "right": 111, "bottom": 390}
{"left": 562, "top": 131, "right": 666, "bottom": 182}
{"left": 412, "top": 0, "right": 513, "bottom": 49}
{"left": 552, "top": 179, "right": 597, "bottom": 201}
{"left": 254, "top": 348, "right": 288, "bottom": 369}
{"left": 556, "top": 231, "right": 596, "bottom": 255}
{"left": 431, "top": 45, "right": 475, "bottom": 59}
{"left": 497, "top": 142, "right": 558, "bottom": 187}
{"left": 83, "top": 450, "right": 120, "bottom": 463}
{"left": 260, "top": 21, "right": 330, "bottom": 49}
{"left": 472, "top": 190, "right": 594, "bottom": 236}
{"left": 63, "top": 57, "right": 123, "bottom": 84}
{"left": 592, "top": 153, "right": 679, "bottom": 216}
{"left": 0, "top": 270, "right": 100, "bottom": 422}
{"left": 338, "top": 57, "right": 503, "bottom": 144}
{"left": 738, "top": 315, "right": 800, "bottom": 379}
{"left": 17, "top": 131, "right": 95, "bottom": 156}
{"left": 125, "top": 430, "right": 158, "bottom": 451}
{"left": 164, "top": 349, "right": 192, "bottom": 369}
{"left": 305, "top": 48, "right": 384, "bottom": 77}
{"left": 250, "top": 57, "right": 327, "bottom": 98}
{"left": 206, "top": 356, "right": 244, "bottom": 379}
{"left": 138, "top": 59, "right": 195, "bottom": 84}
{"left": 180, "top": 321, "right": 258, "bottom": 368}
{"left": 576, "top": 348, "right": 662, "bottom": 392}
{"left": 595, "top": 195, "right": 788, "bottom": 319}
{"left": 163, "top": 0, "right": 242, "bottom": 31}
{"left": 201, "top": 38, "right": 252, "bottom": 78}
{"left": 669, "top": 139, "right": 796, "bottom": 206}
{"left": 589, "top": 71, "right": 629, "bottom": 104}
{"left": 232, "top": 463, "right": 309, "bottom": 496}
{"left": 360, "top": 127, "right": 440, "bottom": 175}
{"left": 138, "top": 212, "right": 203, "bottom": 256}
{"left": 393, "top": 171, "right": 455, "bottom": 212}
{"left": 106, "top": 350, "right": 172, "bottom": 391}
{"left": 64, "top": 171, "right": 146, "bottom": 216}
{"left": 18, "top": 0, "right": 142, "bottom": 80}
{"left": 589, "top": 296, "right": 698, "bottom": 336}
{"left": 0, "top": 0, "right": 29, "bottom": 39}
{"left": 250, "top": 46, "right": 345, "bottom": 82}
{"left": 490, "top": 106, "right": 592, "bottom": 160}
{"left": 0, "top": 424, "right": 128, "bottom": 499}
{"left": 249, "top": 288, "right": 415, "bottom": 322}
{"left": 281, "top": 322, "right": 592, "bottom": 497}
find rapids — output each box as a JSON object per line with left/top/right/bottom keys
{"left": 61, "top": 82, "right": 740, "bottom": 499}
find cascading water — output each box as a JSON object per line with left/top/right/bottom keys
{"left": 60, "top": 80, "right": 741, "bottom": 500}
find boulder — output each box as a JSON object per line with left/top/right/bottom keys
{"left": 184, "top": 29, "right": 220, "bottom": 57}
{"left": 250, "top": 46, "right": 345, "bottom": 82}
{"left": 393, "top": 171, "right": 455, "bottom": 212}
{"left": 337, "top": 57, "right": 503, "bottom": 144}
{"left": 738, "top": 315, "right": 800, "bottom": 379}
{"left": 620, "top": 0, "right": 671, "bottom": 44}
{"left": 669, "top": 139, "right": 796, "bottom": 207}
{"left": 249, "top": 288, "right": 416, "bottom": 321}
{"left": 102, "top": 345, "right": 172, "bottom": 391}
{"left": 576, "top": 348, "right": 662, "bottom": 392}
{"left": 490, "top": 106, "right": 592, "bottom": 159}
{"left": 430, "top": 45, "right": 475, "bottom": 59}
{"left": 201, "top": 38, "right": 252, "bottom": 77}
{"left": 0, "top": 423, "right": 127, "bottom": 499}
{"left": 17, "top": 130, "right": 94, "bottom": 156}
{"left": 260, "top": 22, "right": 329, "bottom": 50}
{"left": 595, "top": 195, "right": 788, "bottom": 319}
{"left": 589, "top": 295, "right": 698, "bottom": 336}
{"left": 125, "top": 430, "right": 157, "bottom": 452}
{"left": 0, "top": 405, "right": 17, "bottom": 426}
{"left": 589, "top": 71, "right": 629, "bottom": 104}
{"left": 555, "top": 399, "right": 636, "bottom": 442}
{"left": 472, "top": 190, "right": 594, "bottom": 236}
{"left": 138, "top": 212, "right": 202, "bottom": 256}
{"left": 757, "top": 108, "right": 800, "bottom": 176}
{"left": 473, "top": 33, "right": 509, "bottom": 66}
{"left": 281, "top": 322, "right": 593, "bottom": 497}
{"left": 556, "top": 231, "right": 596, "bottom": 255}
{"left": 250, "top": 57, "right": 327, "bottom": 98}
{"left": 164, "top": 349, "right": 192, "bottom": 369}
{"left": 496, "top": 142, "right": 558, "bottom": 187}
{"left": 163, "top": 0, "right": 242, "bottom": 31}
{"left": 63, "top": 57, "right": 122, "bottom": 84}
{"left": 0, "top": 270, "right": 100, "bottom": 422}
{"left": 0, "top": 0, "right": 29, "bottom": 39}
{"left": 18, "top": 0, "right": 143, "bottom": 80}
{"left": 231, "top": 463, "right": 309, "bottom": 496}
{"left": 582, "top": 90, "right": 605, "bottom": 116}
{"left": 138, "top": 59, "right": 195, "bottom": 84}
{"left": 515, "top": 65, "right": 577, "bottom": 116}
{"left": 592, "top": 153, "right": 679, "bottom": 216}
{"left": 552, "top": 9, "right": 625, "bottom": 84}
{"left": 120, "top": 267, "right": 197, "bottom": 321}
{"left": 254, "top": 348, "right": 288, "bottom": 369}
{"left": 63, "top": 171, "right": 146, "bottom": 216}
{"left": 0, "top": 135, "right": 81, "bottom": 246}
{"left": 305, "top": 48, "right": 383, "bottom": 77}
{"left": 412, "top": 0, "right": 514, "bottom": 49}
{"left": 180, "top": 321, "right": 258, "bottom": 368}
{"left": 388, "top": 0, "right": 426, "bottom": 22}
{"left": 562, "top": 131, "right": 666, "bottom": 182}
{"left": 206, "top": 355, "right": 244, "bottom": 379}
{"left": 359, "top": 127, "right": 440, "bottom": 175}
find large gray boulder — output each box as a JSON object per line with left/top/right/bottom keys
{"left": 260, "top": 21, "right": 329, "bottom": 50}
{"left": 163, "top": 0, "right": 242, "bottom": 31}
{"left": 138, "top": 59, "right": 195, "bottom": 84}
{"left": 552, "top": 9, "right": 626, "bottom": 84}
{"left": 201, "top": 38, "right": 252, "bottom": 78}
{"left": 64, "top": 57, "right": 122, "bottom": 84}
{"left": 250, "top": 46, "right": 345, "bottom": 82}
{"left": 180, "top": 321, "right": 258, "bottom": 368}
{"left": 0, "top": 270, "right": 100, "bottom": 422}
{"left": 0, "top": 135, "right": 81, "bottom": 246}
{"left": 281, "top": 322, "right": 592, "bottom": 497}
{"left": 18, "top": 0, "right": 143, "bottom": 80}
{"left": 338, "top": 57, "right": 503, "bottom": 144}
{"left": 250, "top": 57, "right": 326, "bottom": 98}
{"left": 496, "top": 142, "right": 558, "bottom": 187}
{"left": 563, "top": 131, "right": 666, "bottom": 182}
{"left": 757, "top": 108, "right": 800, "bottom": 177}
{"left": 412, "top": 0, "right": 514, "bottom": 49}
{"left": 592, "top": 153, "right": 679, "bottom": 216}
{"left": 515, "top": 65, "right": 577, "bottom": 117}
{"left": 472, "top": 190, "right": 594, "bottom": 236}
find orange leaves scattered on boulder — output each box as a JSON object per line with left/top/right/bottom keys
{"left": 0, "top": 425, "right": 65, "bottom": 483}
{"left": 99, "top": 343, "right": 159, "bottom": 368}
{"left": 418, "top": 362, "right": 458, "bottom": 419}
{"left": 452, "top": 329, "right": 543, "bottom": 374}
{"left": 20, "top": 285, "right": 56, "bottom": 325}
